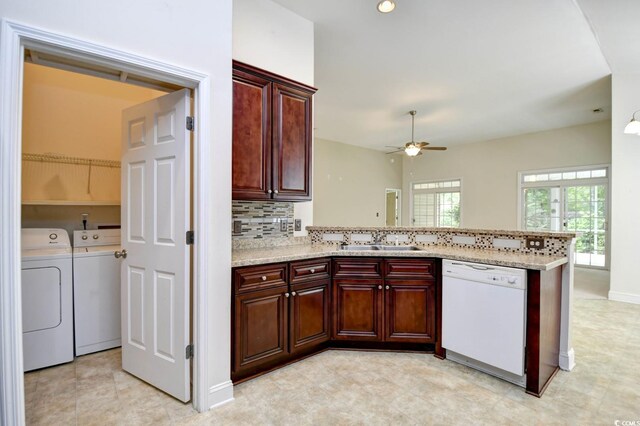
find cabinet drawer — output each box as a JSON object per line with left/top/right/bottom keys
{"left": 234, "top": 264, "right": 287, "bottom": 294}
{"left": 290, "top": 258, "right": 330, "bottom": 284}
{"left": 332, "top": 258, "right": 382, "bottom": 278}
{"left": 385, "top": 259, "right": 435, "bottom": 279}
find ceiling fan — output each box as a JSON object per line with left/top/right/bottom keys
{"left": 386, "top": 110, "right": 447, "bottom": 156}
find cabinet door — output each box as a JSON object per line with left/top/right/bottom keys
{"left": 385, "top": 280, "right": 435, "bottom": 343}
{"left": 232, "top": 70, "right": 272, "bottom": 200}
{"left": 233, "top": 286, "right": 289, "bottom": 376}
{"left": 272, "top": 83, "right": 313, "bottom": 201}
{"left": 290, "top": 279, "right": 330, "bottom": 354}
{"left": 333, "top": 279, "right": 383, "bottom": 341}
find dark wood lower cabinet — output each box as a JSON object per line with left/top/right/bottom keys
{"left": 233, "top": 286, "right": 289, "bottom": 378}
{"left": 290, "top": 279, "right": 331, "bottom": 354}
{"left": 385, "top": 280, "right": 435, "bottom": 343}
{"left": 332, "top": 279, "right": 384, "bottom": 341}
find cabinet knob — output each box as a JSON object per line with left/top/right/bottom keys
{"left": 274, "top": 190, "right": 279, "bottom": 194}
{"left": 291, "top": 291, "right": 297, "bottom": 296}
{"left": 378, "top": 285, "right": 382, "bottom": 290}
{"left": 285, "top": 292, "right": 290, "bottom": 298}
{"left": 385, "top": 285, "right": 390, "bottom": 290}
{"left": 310, "top": 268, "right": 315, "bottom": 274}
{"left": 261, "top": 276, "right": 267, "bottom": 281}
{"left": 268, "top": 190, "right": 273, "bottom": 194}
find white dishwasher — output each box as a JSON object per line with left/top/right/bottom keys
{"left": 442, "top": 259, "right": 527, "bottom": 387}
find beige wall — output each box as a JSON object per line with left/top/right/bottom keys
{"left": 314, "top": 138, "right": 403, "bottom": 226}
{"left": 233, "top": 0, "right": 314, "bottom": 236}
{"left": 402, "top": 120, "right": 612, "bottom": 230}
{"left": 22, "top": 63, "right": 164, "bottom": 203}
{"left": 610, "top": 74, "right": 640, "bottom": 303}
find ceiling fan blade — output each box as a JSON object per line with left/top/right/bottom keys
{"left": 416, "top": 142, "right": 430, "bottom": 147}
{"left": 423, "top": 147, "right": 447, "bottom": 151}
{"left": 385, "top": 149, "right": 404, "bottom": 154}
{"left": 385, "top": 146, "right": 402, "bottom": 149}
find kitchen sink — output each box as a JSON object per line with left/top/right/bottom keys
{"left": 339, "top": 244, "right": 422, "bottom": 251}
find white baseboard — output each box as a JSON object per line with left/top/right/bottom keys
{"left": 608, "top": 291, "right": 640, "bottom": 305}
{"left": 207, "top": 380, "right": 234, "bottom": 410}
{"left": 559, "top": 348, "right": 575, "bottom": 371}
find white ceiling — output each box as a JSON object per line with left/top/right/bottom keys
{"left": 271, "top": 0, "right": 612, "bottom": 150}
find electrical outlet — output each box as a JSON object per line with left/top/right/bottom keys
{"left": 526, "top": 237, "right": 545, "bottom": 250}
{"left": 233, "top": 220, "right": 242, "bottom": 234}
{"left": 280, "top": 219, "right": 288, "bottom": 232}
{"left": 294, "top": 219, "right": 302, "bottom": 232}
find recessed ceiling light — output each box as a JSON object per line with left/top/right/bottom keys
{"left": 377, "top": 0, "right": 396, "bottom": 13}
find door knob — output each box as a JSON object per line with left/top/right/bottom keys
{"left": 114, "top": 249, "right": 127, "bottom": 259}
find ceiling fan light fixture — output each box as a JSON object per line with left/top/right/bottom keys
{"left": 624, "top": 111, "right": 640, "bottom": 135}
{"left": 377, "top": 0, "right": 396, "bottom": 13}
{"left": 404, "top": 144, "right": 421, "bottom": 156}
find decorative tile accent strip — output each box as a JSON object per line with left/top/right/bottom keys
{"left": 351, "top": 233, "right": 373, "bottom": 242}
{"left": 386, "top": 234, "right": 410, "bottom": 243}
{"left": 232, "top": 201, "right": 293, "bottom": 240}
{"left": 306, "top": 226, "right": 575, "bottom": 257}
{"left": 452, "top": 235, "right": 476, "bottom": 245}
{"left": 493, "top": 238, "right": 522, "bottom": 249}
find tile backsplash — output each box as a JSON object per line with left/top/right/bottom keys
{"left": 232, "top": 201, "right": 293, "bottom": 239}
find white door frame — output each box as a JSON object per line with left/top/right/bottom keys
{"left": 0, "top": 20, "right": 213, "bottom": 423}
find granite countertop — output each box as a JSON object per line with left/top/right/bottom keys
{"left": 231, "top": 244, "right": 568, "bottom": 270}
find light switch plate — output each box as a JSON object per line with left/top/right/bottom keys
{"left": 294, "top": 219, "right": 302, "bottom": 231}
{"left": 233, "top": 220, "right": 242, "bottom": 234}
{"left": 280, "top": 219, "right": 288, "bottom": 232}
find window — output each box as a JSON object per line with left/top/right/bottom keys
{"left": 520, "top": 166, "right": 609, "bottom": 268}
{"left": 412, "top": 179, "right": 461, "bottom": 227}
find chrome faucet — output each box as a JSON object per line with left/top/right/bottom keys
{"left": 373, "top": 233, "right": 382, "bottom": 245}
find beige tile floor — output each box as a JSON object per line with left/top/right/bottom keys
{"left": 25, "top": 299, "right": 639, "bottom": 425}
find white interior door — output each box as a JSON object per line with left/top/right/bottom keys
{"left": 120, "top": 88, "right": 191, "bottom": 402}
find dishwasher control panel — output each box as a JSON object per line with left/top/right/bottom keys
{"left": 442, "top": 260, "right": 526, "bottom": 290}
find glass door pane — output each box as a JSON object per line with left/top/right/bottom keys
{"left": 564, "top": 185, "right": 607, "bottom": 267}
{"left": 523, "top": 187, "right": 562, "bottom": 231}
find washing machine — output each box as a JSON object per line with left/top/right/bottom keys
{"left": 73, "top": 229, "right": 122, "bottom": 355}
{"left": 21, "top": 228, "right": 74, "bottom": 371}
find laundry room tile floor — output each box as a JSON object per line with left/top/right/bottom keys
{"left": 24, "top": 298, "right": 640, "bottom": 425}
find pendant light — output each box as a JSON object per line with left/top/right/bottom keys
{"left": 624, "top": 110, "right": 640, "bottom": 135}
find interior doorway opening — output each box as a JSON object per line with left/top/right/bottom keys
{"left": 20, "top": 51, "right": 195, "bottom": 422}
{"left": 385, "top": 188, "right": 401, "bottom": 227}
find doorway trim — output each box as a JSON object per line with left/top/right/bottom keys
{"left": 0, "top": 20, "right": 214, "bottom": 423}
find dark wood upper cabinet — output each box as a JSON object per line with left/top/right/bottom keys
{"left": 232, "top": 70, "right": 272, "bottom": 200}
{"left": 232, "top": 61, "right": 316, "bottom": 201}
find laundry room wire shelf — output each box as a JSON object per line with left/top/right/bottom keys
{"left": 22, "top": 153, "right": 121, "bottom": 168}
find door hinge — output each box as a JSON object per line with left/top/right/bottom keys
{"left": 186, "top": 344, "right": 194, "bottom": 360}
{"left": 186, "top": 230, "right": 195, "bottom": 245}
{"left": 186, "top": 116, "right": 195, "bottom": 131}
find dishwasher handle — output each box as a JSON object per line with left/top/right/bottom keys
{"left": 451, "top": 262, "right": 494, "bottom": 271}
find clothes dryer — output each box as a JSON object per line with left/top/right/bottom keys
{"left": 21, "top": 228, "right": 74, "bottom": 371}
{"left": 73, "top": 229, "right": 121, "bottom": 355}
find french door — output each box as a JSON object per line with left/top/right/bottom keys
{"left": 521, "top": 167, "right": 608, "bottom": 268}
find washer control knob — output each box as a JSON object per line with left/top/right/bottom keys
{"left": 82, "top": 235, "right": 88, "bottom": 240}
{"left": 93, "top": 234, "right": 99, "bottom": 240}
{"left": 49, "top": 233, "right": 57, "bottom": 240}
{"left": 508, "top": 277, "right": 517, "bottom": 284}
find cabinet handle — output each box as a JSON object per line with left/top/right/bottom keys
{"left": 378, "top": 285, "right": 382, "bottom": 289}
{"left": 386, "top": 285, "right": 390, "bottom": 290}
{"left": 261, "top": 276, "right": 267, "bottom": 281}
{"left": 285, "top": 292, "right": 290, "bottom": 298}
{"left": 268, "top": 189, "right": 273, "bottom": 194}
{"left": 310, "top": 268, "right": 316, "bottom": 274}
{"left": 291, "top": 291, "right": 297, "bottom": 296}
{"left": 274, "top": 190, "right": 279, "bottom": 194}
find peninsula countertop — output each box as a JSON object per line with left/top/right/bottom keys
{"left": 231, "top": 243, "right": 568, "bottom": 270}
